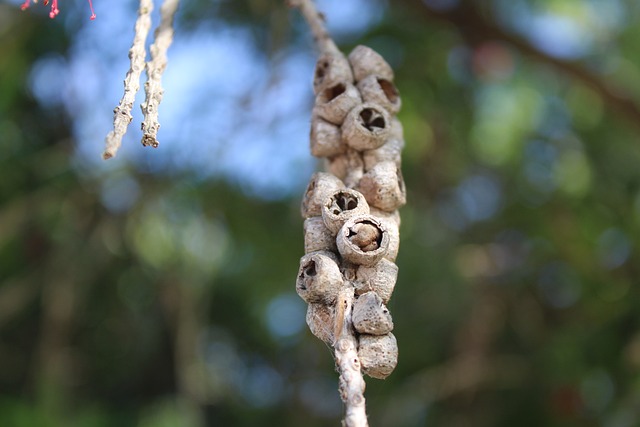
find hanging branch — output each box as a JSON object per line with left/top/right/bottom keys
{"left": 408, "top": 0, "right": 640, "bottom": 131}
{"left": 140, "top": 0, "right": 179, "bottom": 149}
{"left": 292, "top": 1, "right": 406, "bottom": 427}
{"left": 103, "top": 0, "right": 154, "bottom": 160}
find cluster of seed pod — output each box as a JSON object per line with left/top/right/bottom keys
{"left": 297, "top": 45, "right": 405, "bottom": 380}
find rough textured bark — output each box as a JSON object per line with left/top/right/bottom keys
{"left": 140, "top": 0, "right": 179, "bottom": 149}
{"left": 103, "top": 0, "right": 154, "bottom": 159}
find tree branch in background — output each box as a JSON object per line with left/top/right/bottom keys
{"left": 103, "top": 0, "right": 154, "bottom": 160}
{"left": 410, "top": 0, "right": 640, "bottom": 130}
{"left": 140, "top": 0, "right": 179, "bottom": 149}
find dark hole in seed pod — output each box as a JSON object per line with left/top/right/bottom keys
{"left": 315, "top": 60, "right": 329, "bottom": 80}
{"left": 337, "top": 192, "right": 358, "bottom": 211}
{"left": 359, "top": 108, "right": 386, "bottom": 131}
{"left": 323, "top": 83, "right": 346, "bottom": 102}
{"left": 304, "top": 260, "right": 317, "bottom": 277}
{"left": 378, "top": 78, "right": 399, "bottom": 104}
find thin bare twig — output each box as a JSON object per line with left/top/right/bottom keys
{"left": 288, "top": 0, "right": 340, "bottom": 55}
{"left": 140, "top": 0, "right": 179, "bottom": 149}
{"left": 103, "top": 0, "right": 154, "bottom": 160}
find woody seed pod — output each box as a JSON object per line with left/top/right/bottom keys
{"left": 348, "top": 45, "right": 394, "bottom": 83}
{"left": 296, "top": 251, "right": 344, "bottom": 304}
{"left": 325, "top": 149, "right": 364, "bottom": 188}
{"left": 342, "top": 103, "right": 391, "bottom": 152}
{"left": 301, "top": 172, "right": 345, "bottom": 219}
{"left": 352, "top": 291, "right": 394, "bottom": 335}
{"left": 313, "top": 52, "right": 354, "bottom": 95}
{"left": 354, "top": 258, "right": 398, "bottom": 303}
{"left": 303, "top": 216, "right": 337, "bottom": 254}
{"left": 363, "top": 137, "right": 403, "bottom": 172}
{"left": 336, "top": 214, "right": 389, "bottom": 266}
{"left": 306, "top": 302, "right": 335, "bottom": 344}
{"left": 356, "top": 161, "right": 406, "bottom": 212}
{"left": 357, "top": 75, "right": 401, "bottom": 115}
{"left": 358, "top": 333, "right": 398, "bottom": 379}
{"left": 321, "top": 188, "right": 370, "bottom": 234}
{"left": 310, "top": 115, "right": 345, "bottom": 158}
{"left": 314, "top": 82, "right": 362, "bottom": 125}
{"left": 370, "top": 211, "right": 400, "bottom": 261}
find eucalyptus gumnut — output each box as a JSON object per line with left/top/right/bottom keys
{"left": 352, "top": 291, "right": 394, "bottom": 335}
{"left": 358, "top": 333, "right": 398, "bottom": 379}
{"left": 336, "top": 214, "right": 390, "bottom": 266}
{"left": 314, "top": 82, "right": 362, "bottom": 125}
{"left": 313, "top": 52, "right": 354, "bottom": 95}
{"left": 348, "top": 45, "right": 394, "bottom": 83}
{"left": 301, "top": 172, "right": 345, "bottom": 219}
{"left": 363, "top": 122, "right": 404, "bottom": 171}
{"left": 356, "top": 161, "right": 406, "bottom": 212}
{"left": 354, "top": 258, "right": 398, "bottom": 303}
{"left": 321, "top": 188, "right": 370, "bottom": 234}
{"left": 306, "top": 302, "right": 336, "bottom": 344}
{"left": 310, "top": 115, "right": 345, "bottom": 158}
{"left": 296, "top": 251, "right": 343, "bottom": 304}
{"left": 342, "top": 103, "right": 391, "bottom": 151}
{"left": 303, "top": 216, "right": 337, "bottom": 254}
{"left": 357, "top": 75, "right": 401, "bottom": 115}
{"left": 369, "top": 210, "right": 400, "bottom": 261}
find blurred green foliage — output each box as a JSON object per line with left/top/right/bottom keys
{"left": 1, "top": 0, "right": 640, "bottom": 426}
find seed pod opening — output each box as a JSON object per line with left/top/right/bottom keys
{"left": 336, "top": 214, "right": 389, "bottom": 266}
{"left": 301, "top": 172, "right": 345, "bottom": 219}
{"left": 314, "top": 82, "right": 362, "bottom": 125}
{"left": 353, "top": 291, "right": 394, "bottom": 335}
{"left": 357, "top": 75, "right": 401, "bottom": 115}
{"left": 306, "top": 303, "right": 336, "bottom": 344}
{"left": 342, "top": 103, "right": 391, "bottom": 151}
{"left": 303, "top": 217, "right": 337, "bottom": 254}
{"left": 296, "top": 251, "right": 344, "bottom": 304}
{"left": 310, "top": 115, "right": 345, "bottom": 158}
{"left": 355, "top": 258, "right": 398, "bottom": 303}
{"left": 356, "top": 161, "right": 406, "bottom": 212}
{"left": 348, "top": 45, "right": 394, "bottom": 83}
{"left": 321, "top": 188, "right": 370, "bottom": 234}
{"left": 358, "top": 333, "right": 398, "bottom": 379}
{"left": 313, "top": 52, "right": 354, "bottom": 95}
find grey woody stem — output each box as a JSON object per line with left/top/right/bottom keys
{"left": 334, "top": 287, "right": 369, "bottom": 427}
{"left": 140, "top": 0, "right": 179, "bottom": 149}
{"left": 288, "top": 0, "right": 340, "bottom": 55}
{"left": 103, "top": 0, "right": 154, "bottom": 160}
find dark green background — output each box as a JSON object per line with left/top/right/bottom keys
{"left": 1, "top": 0, "right": 640, "bottom": 426}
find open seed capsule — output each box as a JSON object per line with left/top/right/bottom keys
{"left": 296, "top": 251, "right": 343, "bottom": 304}
{"left": 314, "top": 82, "right": 362, "bottom": 125}
{"left": 313, "top": 52, "right": 354, "bottom": 95}
{"left": 336, "top": 214, "right": 389, "bottom": 266}
{"left": 342, "top": 103, "right": 391, "bottom": 152}
{"left": 357, "top": 75, "right": 401, "bottom": 115}
{"left": 301, "top": 172, "right": 345, "bottom": 219}
{"left": 321, "top": 188, "right": 370, "bottom": 234}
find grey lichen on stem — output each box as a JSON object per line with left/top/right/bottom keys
{"left": 140, "top": 0, "right": 179, "bottom": 149}
{"left": 102, "top": 0, "right": 154, "bottom": 160}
